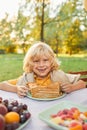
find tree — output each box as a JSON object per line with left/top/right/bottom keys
{"left": 0, "top": 15, "right": 17, "bottom": 53}
{"left": 12, "top": 0, "right": 87, "bottom": 54}
{"left": 0, "top": 0, "right": 87, "bottom": 54}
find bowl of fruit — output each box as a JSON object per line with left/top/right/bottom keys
{"left": 0, "top": 97, "right": 31, "bottom": 130}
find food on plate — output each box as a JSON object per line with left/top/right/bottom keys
{"left": 0, "top": 97, "right": 31, "bottom": 130}
{"left": 27, "top": 82, "right": 63, "bottom": 98}
{"left": 50, "top": 107, "right": 87, "bottom": 130}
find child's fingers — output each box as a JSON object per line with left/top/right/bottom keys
{"left": 17, "top": 86, "right": 28, "bottom": 97}
{"left": 61, "top": 83, "right": 72, "bottom": 93}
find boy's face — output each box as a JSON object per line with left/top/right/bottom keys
{"left": 32, "top": 55, "right": 52, "bottom": 78}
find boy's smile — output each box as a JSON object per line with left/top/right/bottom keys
{"left": 32, "top": 55, "right": 52, "bottom": 78}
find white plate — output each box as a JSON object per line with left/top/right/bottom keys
{"left": 27, "top": 92, "right": 66, "bottom": 101}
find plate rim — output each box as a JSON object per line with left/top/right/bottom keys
{"left": 27, "top": 92, "right": 67, "bottom": 101}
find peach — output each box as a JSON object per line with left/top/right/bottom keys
{"left": 0, "top": 104, "right": 8, "bottom": 116}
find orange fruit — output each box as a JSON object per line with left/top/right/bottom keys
{"left": 69, "top": 125, "right": 82, "bottom": 130}
{"left": 73, "top": 110, "right": 80, "bottom": 119}
{"left": 84, "top": 111, "right": 87, "bottom": 117}
{"left": 4, "top": 112, "right": 20, "bottom": 124}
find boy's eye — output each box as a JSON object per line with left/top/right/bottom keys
{"left": 33, "top": 58, "right": 49, "bottom": 63}
{"left": 33, "top": 60, "right": 39, "bottom": 63}
{"left": 44, "top": 59, "right": 49, "bottom": 61}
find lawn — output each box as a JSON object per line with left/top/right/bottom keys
{"left": 0, "top": 54, "right": 87, "bottom": 81}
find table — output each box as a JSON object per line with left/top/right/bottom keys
{"left": 0, "top": 88, "right": 87, "bottom": 130}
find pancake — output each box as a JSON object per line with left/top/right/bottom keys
{"left": 27, "top": 82, "right": 63, "bottom": 98}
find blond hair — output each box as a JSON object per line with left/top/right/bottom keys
{"left": 23, "top": 41, "right": 59, "bottom": 73}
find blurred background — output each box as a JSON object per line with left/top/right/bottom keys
{"left": 0, "top": 0, "right": 87, "bottom": 55}
{"left": 0, "top": 0, "right": 87, "bottom": 81}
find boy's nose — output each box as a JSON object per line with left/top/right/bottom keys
{"left": 39, "top": 61, "right": 44, "bottom": 66}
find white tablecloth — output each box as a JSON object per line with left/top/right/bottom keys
{"left": 0, "top": 88, "right": 87, "bottom": 130}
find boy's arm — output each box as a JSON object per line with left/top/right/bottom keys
{"left": 0, "top": 79, "right": 29, "bottom": 97}
{"left": 72, "top": 80, "right": 86, "bottom": 91}
{"left": 0, "top": 81, "right": 17, "bottom": 93}
{"left": 61, "top": 80, "right": 86, "bottom": 93}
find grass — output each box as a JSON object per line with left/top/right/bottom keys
{"left": 58, "top": 54, "right": 87, "bottom": 72}
{"left": 0, "top": 54, "right": 24, "bottom": 81}
{"left": 0, "top": 54, "right": 87, "bottom": 81}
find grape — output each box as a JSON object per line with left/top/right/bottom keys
{"left": 11, "top": 100, "right": 18, "bottom": 106}
{"left": 23, "top": 104, "right": 27, "bottom": 110}
{"left": 23, "top": 111, "right": 31, "bottom": 120}
{"left": 5, "top": 123, "right": 12, "bottom": 130}
{"left": 7, "top": 104, "right": 13, "bottom": 112}
{"left": 3, "top": 99, "right": 9, "bottom": 107}
{"left": 12, "top": 106, "right": 19, "bottom": 113}
{"left": 17, "top": 103, "right": 23, "bottom": 113}
{"left": 12, "top": 122, "right": 20, "bottom": 130}
{"left": 20, "top": 114, "right": 26, "bottom": 123}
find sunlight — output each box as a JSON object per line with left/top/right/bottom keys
{"left": 0, "top": 0, "right": 20, "bottom": 19}
{"left": 0, "top": 0, "right": 65, "bottom": 20}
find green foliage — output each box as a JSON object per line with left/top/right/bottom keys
{"left": 0, "top": 0, "right": 87, "bottom": 54}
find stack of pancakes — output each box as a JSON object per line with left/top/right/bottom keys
{"left": 27, "top": 82, "right": 63, "bottom": 98}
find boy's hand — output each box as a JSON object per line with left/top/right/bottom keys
{"left": 61, "top": 83, "right": 73, "bottom": 93}
{"left": 17, "top": 86, "right": 29, "bottom": 98}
